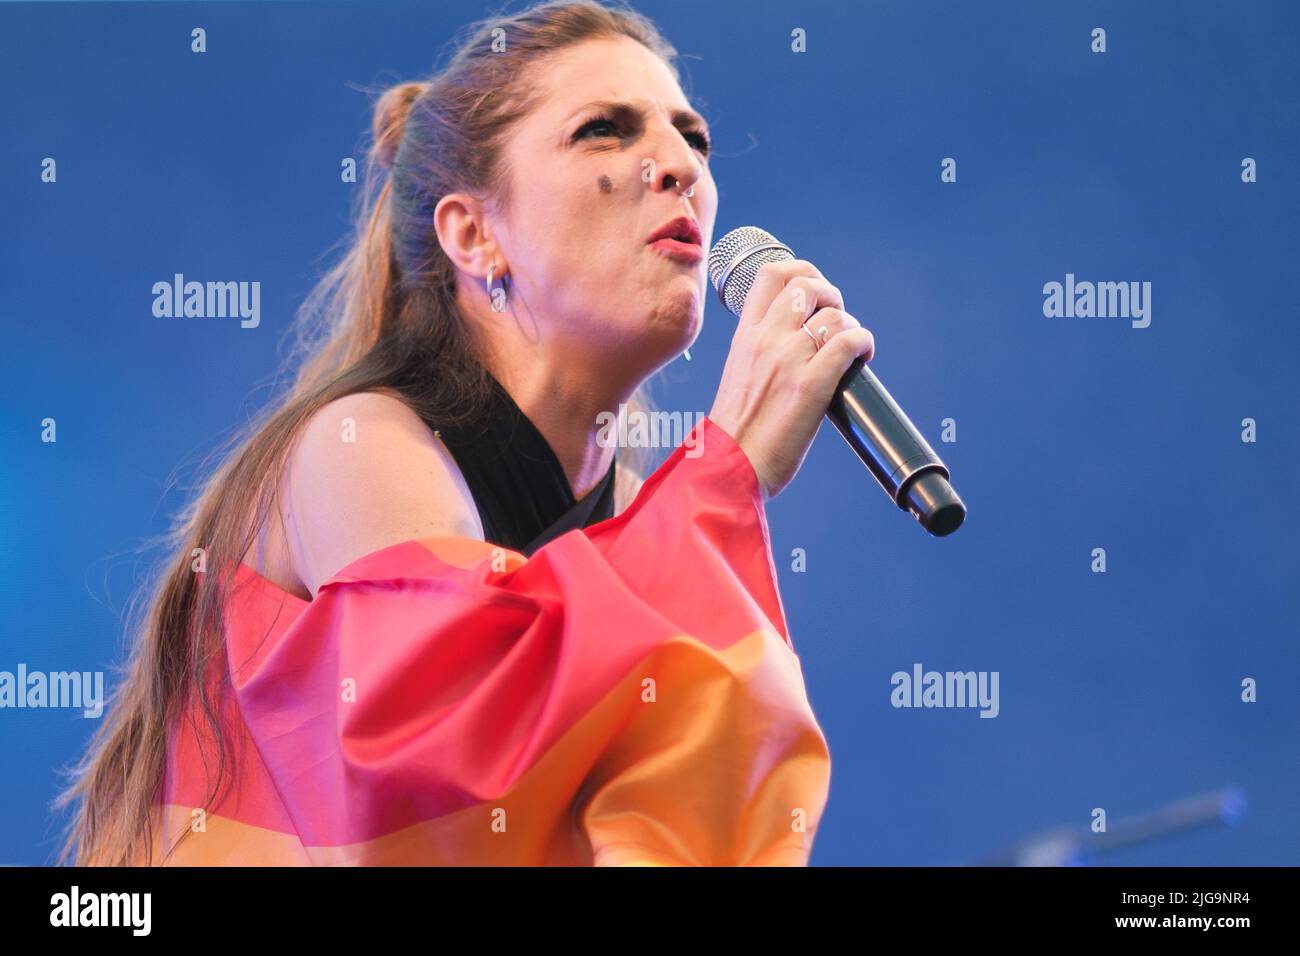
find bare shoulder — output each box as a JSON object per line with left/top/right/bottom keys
{"left": 246, "top": 391, "right": 482, "bottom": 599}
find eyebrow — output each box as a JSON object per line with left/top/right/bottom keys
{"left": 563, "top": 98, "right": 710, "bottom": 134}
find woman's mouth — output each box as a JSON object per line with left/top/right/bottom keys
{"left": 646, "top": 216, "right": 705, "bottom": 264}
{"left": 648, "top": 237, "right": 704, "bottom": 264}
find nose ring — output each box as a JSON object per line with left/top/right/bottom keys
{"left": 675, "top": 178, "right": 696, "bottom": 199}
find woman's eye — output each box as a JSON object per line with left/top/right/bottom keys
{"left": 574, "top": 118, "right": 619, "bottom": 141}
{"left": 572, "top": 116, "right": 710, "bottom": 156}
{"left": 685, "top": 131, "right": 712, "bottom": 156}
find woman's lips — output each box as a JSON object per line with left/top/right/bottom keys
{"left": 648, "top": 237, "right": 704, "bottom": 264}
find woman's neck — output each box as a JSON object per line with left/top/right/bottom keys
{"left": 458, "top": 281, "right": 642, "bottom": 500}
{"left": 488, "top": 356, "right": 624, "bottom": 502}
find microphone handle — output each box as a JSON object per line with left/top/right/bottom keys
{"left": 826, "top": 357, "right": 967, "bottom": 537}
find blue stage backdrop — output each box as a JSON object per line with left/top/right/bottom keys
{"left": 2, "top": 0, "right": 1297, "bottom": 866}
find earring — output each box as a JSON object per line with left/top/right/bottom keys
{"left": 675, "top": 178, "right": 696, "bottom": 199}
{"left": 486, "top": 263, "right": 508, "bottom": 312}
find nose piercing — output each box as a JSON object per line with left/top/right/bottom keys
{"left": 675, "top": 178, "right": 695, "bottom": 199}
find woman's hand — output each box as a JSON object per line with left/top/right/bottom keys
{"left": 708, "top": 259, "right": 875, "bottom": 500}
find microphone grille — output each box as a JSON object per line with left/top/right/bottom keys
{"left": 707, "top": 225, "right": 795, "bottom": 317}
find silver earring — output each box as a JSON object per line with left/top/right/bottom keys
{"left": 486, "top": 263, "right": 508, "bottom": 312}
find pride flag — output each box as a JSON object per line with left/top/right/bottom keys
{"left": 151, "top": 418, "right": 831, "bottom": 865}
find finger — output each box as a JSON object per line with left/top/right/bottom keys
{"left": 772, "top": 276, "right": 845, "bottom": 330}
{"left": 804, "top": 326, "right": 876, "bottom": 393}
{"left": 785, "top": 310, "right": 857, "bottom": 361}
{"left": 738, "top": 259, "right": 825, "bottom": 326}
{"left": 791, "top": 308, "right": 859, "bottom": 359}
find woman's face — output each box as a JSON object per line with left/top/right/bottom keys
{"left": 486, "top": 35, "right": 718, "bottom": 382}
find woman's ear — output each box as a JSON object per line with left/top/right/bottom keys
{"left": 433, "top": 192, "right": 498, "bottom": 278}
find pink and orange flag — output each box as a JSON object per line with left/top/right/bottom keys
{"left": 152, "top": 418, "right": 831, "bottom": 865}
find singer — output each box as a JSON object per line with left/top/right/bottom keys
{"left": 57, "top": 0, "right": 875, "bottom": 866}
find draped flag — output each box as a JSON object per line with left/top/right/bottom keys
{"left": 150, "top": 418, "right": 831, "bottom": 865}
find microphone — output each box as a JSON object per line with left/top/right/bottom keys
{"left": 708, "top": 226, "right": 966, "bottom": 537}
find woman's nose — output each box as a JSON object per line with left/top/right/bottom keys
{"left": 650, "top": 132, "right": 703, "bottom": 198}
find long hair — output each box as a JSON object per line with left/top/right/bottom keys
{"left": 54, "top": 0, "right": 682, "bottom": 866}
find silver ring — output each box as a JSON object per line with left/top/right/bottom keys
{"left": 801, "top": 322, "right": 820, "bottom": 349}
{"left": 817, "top": 325, "right": 829, "bottom": 343}
{"left": 675, "top": 178, "right": 695, "bottom": 198}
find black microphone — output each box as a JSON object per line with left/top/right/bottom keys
{"left": 708, "top": 226, "right": 966, "bottom": 537}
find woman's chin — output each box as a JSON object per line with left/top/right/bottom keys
{"left": 637, "top": 309, "right": 701, "bottom": 369}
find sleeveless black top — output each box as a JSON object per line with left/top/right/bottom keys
{"left": 426, "top": 374, "right": 617, "bottom": 556}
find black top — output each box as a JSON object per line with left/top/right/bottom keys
{"left": 427, "top": 374, "right": 617, "bottom": 556}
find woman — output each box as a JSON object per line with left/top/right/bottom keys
{"left": 58, "top": 0, "right": 874, "bottom": 866}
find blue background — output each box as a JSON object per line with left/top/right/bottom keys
{"left": 2, "top": 0, "right": 1297, "bottom": 865}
